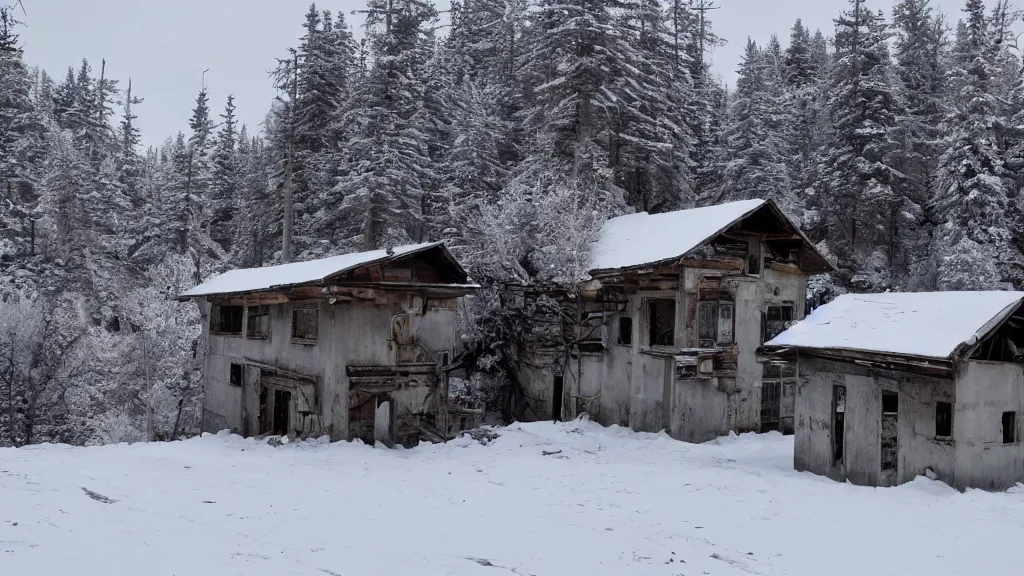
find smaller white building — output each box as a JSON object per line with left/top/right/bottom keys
{"left": 762, "top": 291, "right": 1024, "bottom": 490}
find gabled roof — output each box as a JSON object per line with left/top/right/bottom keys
{"left": 180, "top": 242, "right": 474, "bottom": 298}
{"left": 589, "top": 199, "right": 830, "bottom": 274}
{"left": 766, "top": 291, "right": 1024, "bottom": 361}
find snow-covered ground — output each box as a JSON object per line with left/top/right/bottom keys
{"left": 2, "top": 421, "right": 1023, "bottom": 576}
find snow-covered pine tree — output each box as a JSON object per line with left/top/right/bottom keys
{"left": 892, "top": 0, "right": 946, "bottom": 205}
{"left": 931, "top": 0, "right": 1023, "bottom": 290}
{"left": 817, "top": 0, "right": 910, "bottom": 289}
{"left": 116, "top": 79, "right": 143, "bottom": 204}
{"left": 332, "top": 0, "right": 439, "bottom": 250}
{"left": 210, "top": 94, "right": 238, "bottom": 252}
{"left": 782, "top": 20, "right": 828, "bottom": 219}
{"left": 0, "top": 8, "right": 43, "bottom": 261}
{"left": 719, "top": 38, "right": 791, "bottom": 212}
{"left": 611, "top": 0, "right": 690, "bottom": 213}
{"left": 517, "top": 0, "right": 636, "bottom": 212}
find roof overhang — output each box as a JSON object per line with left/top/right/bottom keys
{"left": 588, "top": 199, "right": 833, "bottom": 277}
{"left": 179, "top": 242, "right": 477, "bottom": 300}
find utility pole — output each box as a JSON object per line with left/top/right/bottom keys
{"left": 281, "top": 50, "right": 298, "bottom": 264}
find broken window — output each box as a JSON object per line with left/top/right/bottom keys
{"left": 618, "top": 317, "right": 633, "bottom": 345}
{"left": 832, "top": 385, "right": 846, "bottom": 465}
{"left": 291, "top": 307, "right": 318, "bottom": 342}
{"left": 697, "top": 301, "right": 717, "bottom": 347}
{"left": 648, "top": 299, "right": 675, "bottom": 347}
{"left": 1003, "top": 411, "right": 1017, "bottom": 444}
{"left": 881, "top": 392, "right": 899, "bottom": 472}
{"left": 762, "top": 304, "right": 795, "bottom": 343}
{"left": 697, "top": 300, "right": 735, "bottom": 347}
{"left": 246, "top": 305, "right": 270, "bottom": 339}
{"left": 718, "top": 303, "right": 734, "bottom": 345}
{"left": 935, "top": 402, "right": 952, "bottom": 438}
{"left": 229, "top": 363, "right": 242, "bottom": 387}
{"left": 211, "top": 305, "right": 243, "bottom": 335}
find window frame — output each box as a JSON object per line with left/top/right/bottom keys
{"left": 617, "top": 316, "right": 633, "bottom": 346}
{"left": 646, "top": 298, "right": 676, "bottom": 348}
{"left": 290, "top": 305, "right": 319, "bottom": 345}
{"left": 246, "top": 305, "right": 271, "bottom": 340}
{"left": 211, "top": 304, "right": 244, "bottom": 336}
{"left": 762, "top": 303, "right": 796, "bottom": 344}
{"left": 229, "top": 363, "right": 243, "bottom": 387}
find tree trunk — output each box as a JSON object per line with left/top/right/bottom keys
{"left": 171, "top": 397, "right": 185, "bottom": 440}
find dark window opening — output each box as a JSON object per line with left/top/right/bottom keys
{"left": 763, "top": 304, "right": 795, "bottom": 343}
{"left": 552, "top": 375, "right": 564, "bottom": 422}
{"left": 832, "top": 385, "right": 846, "bottom": 465}
{"left": 1003, "top": 411, "right": 1016, "bottom": 444}
{"left": 229, "top": 363, "right": 242, "bottom": 387}
{"left": 935, "top": 402, "right": 952, "bottom": 438}
{"left": 648, "top": 299, "right": 675, "bottom": 346}
{"left": 882, "top": 391, "right": 899, "bottom": 414}
{"left": 747, "top": 254, "right": 761, "bottom": 275}
{"left": 291, "top": 307, "right": 318, "bottom": 342}
{"left": 246, "top": 305, "right": 270, "bottom": 339}
{"left": 212, "top": 305, "right": 243, "bottom": 334}
{"left": 747, "top": 239, "right": 762, "bottom": 275}
{"left": 618, "top": 317, "right": 633, "bottom": 345}
{"left": 107, "top": 316, "right": 121, "bottom": 333}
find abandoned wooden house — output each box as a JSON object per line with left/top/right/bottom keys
{"left": 179, "top": 242, "right": 478, "bottom": 446}
{"left": 508, "top": 199, "right": 832, "bottom": 442}
{"left": 762, "top": 291, "right": 1024, "bottom": 490}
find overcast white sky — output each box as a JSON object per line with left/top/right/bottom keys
{"left": 15, "top": 0, "right": 971, "bottom": 147}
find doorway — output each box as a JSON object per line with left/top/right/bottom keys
{"left": 761, "top": 381, "right": 781, "bottom": 432}
{"left": 832, "top": 385, "right": 846, "bottom": 466}
{"left": 881, "top": 391, "right": 898, "bottom": 478}
{"left": 272, "top": 389, "right": 292, "bottom": 435}
{"left": 552, "top": 375, "right": 564, "bottom": 422}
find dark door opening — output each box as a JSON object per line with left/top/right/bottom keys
{"left": 881, "top": 391, "right": 899, "bottom": 475}
{"left": 552, "top": 375, "right": 564, "bottom": 422}
{"left": 273, "top": 389, "right": 292, "bottom": 435}
{"left": 761, "top": 381, "right": 781, "bottom": 432}
{"left": 258, "top": 387, "right": 270, "bottom": 435}
{"left": 832, "top": 385, "right": 846, "bottom": 465}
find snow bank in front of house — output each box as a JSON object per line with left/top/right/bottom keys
{"left": 769, "top": 290, "right": 1024, "bottom": 359}
{"left": 2, "top": 420, "right": 1022, "bottom": 576}
{"left": 180, "top": 242, "right": 440, "bottom": 297}
{"left": 591, "top": 199, "right": 765, "bottom": 271}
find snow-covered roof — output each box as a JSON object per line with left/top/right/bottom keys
{"left": 767, "top": 291, "right": 1024, "bottom": 360}
{"left": 590, "top": 199, "right": 768, "bottom": 272}
{"left": 181, "top": 242, "right": 466, "bottom": 298}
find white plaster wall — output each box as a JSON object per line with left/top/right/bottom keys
{"left": 200, "top": 297, "right": 460, "bottom": 441}
{"left": 794, "top": 358, "right": 956, "bottom": 487}
{"left": 953, "top": 361, "right": 1024, "bottom": 490}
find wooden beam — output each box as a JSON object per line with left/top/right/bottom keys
{"left": 679, "top": 258, "right": 744, "bottom": 270}
{"left": 766, "top": 261, "right": 803, "bottom": 275}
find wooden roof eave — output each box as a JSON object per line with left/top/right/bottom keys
{"left": 952, "top": 298, "right": 1024, "bottom": 363}
{"left": 760, "top": 345, "right": 956, "bottom": 379}
{"left": 587, "top": 199, "right": 833, "bottom": 279}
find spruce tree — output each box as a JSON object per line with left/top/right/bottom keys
{"left": 932, "top": 0, "right": 1022, "bottom": 289}
{"left": 818, "top": 0, "right": 909, "bottom": 288}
